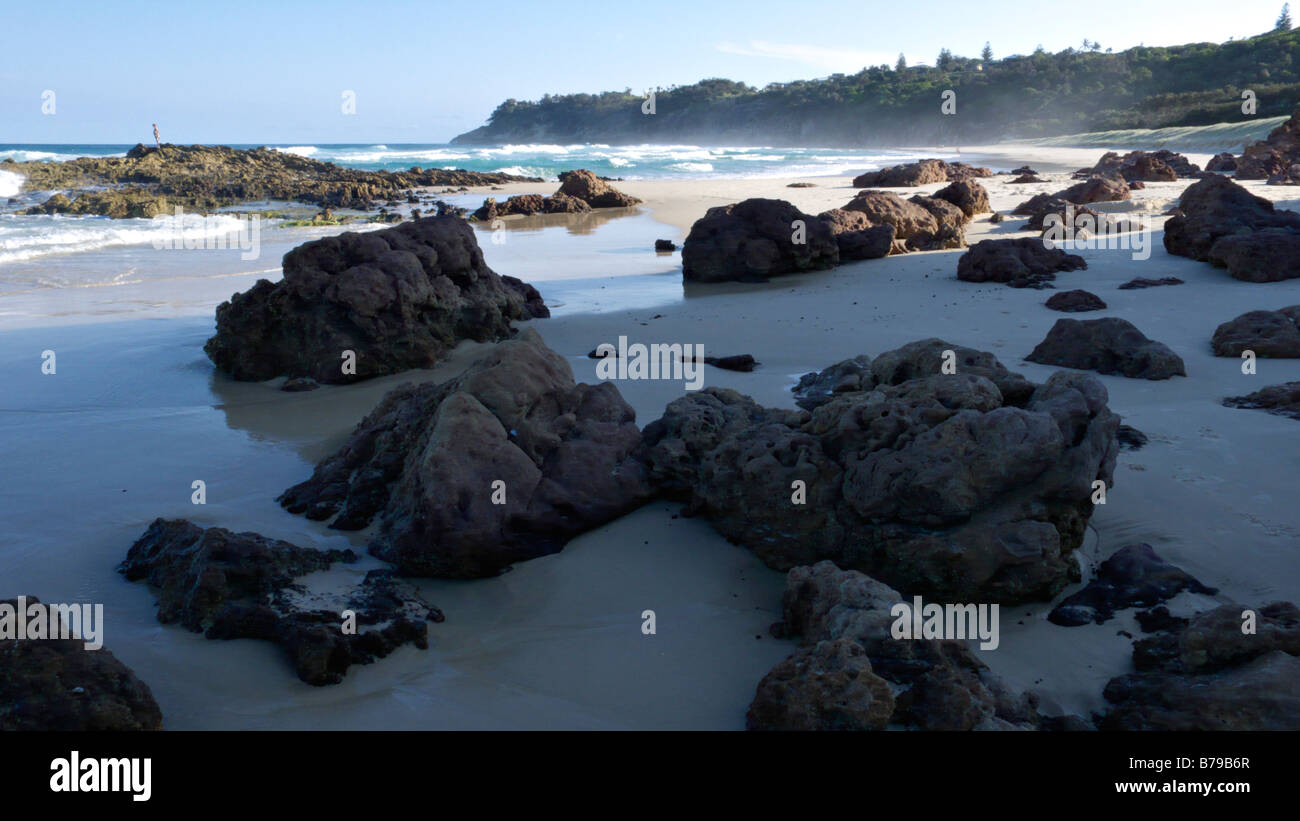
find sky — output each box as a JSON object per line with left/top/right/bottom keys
{"left": 0, "top": 0, "right": 1292, "bottom": 144}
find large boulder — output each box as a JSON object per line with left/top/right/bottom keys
{"left": 681, "top": 198, "right": 839, "bottom": 282}
{"left": 0, "top": 597, "right": 163, "bottom": 730}
{"left": 908, "top": 194, "right": 968, "bottom": 248}
{"left": 748, "top": 562, "right": 1042, "bottom": 730}
{"left": 956, "top": 238, "right": 1086, "bottom": 289}
{"left": 817, "top": 208, "right": 895, "bottom": 260}
{"left": 1058, "top": 175, "right": 1131, "bottom": 204}
{"left": 1027, "top": 318, "right": 1186, "bottom": 380}
{"left": 279, "top": 328, "right": 653, "bottom": 577}
{"left": 1077, "top": 150, "right": 1198, "bottom": 181}
{"left": 1211, "top": 306, "right": 1300, "bottom": 357}
{"left": 472, "top": 192, "right": 590, "bottom": 220}
{"left": 852, "top": 159, "right": 992, "bottom": 187}
{"left": 556, "top": 169, "right": 641, "bottom": 207}
{"left": 644, "top": 339, "right": 1119, "bottom": 603}
{"left": 933, "top": 179, "right": 992, "bottom": 218}
{"left": 1099, "top": 601, "right": 1300, "bottom": 730}
{"left": 119, "top": 519, "right": 441, "bottom": 686}
{"left": 1162, "top": 175, "right": 1300, "bottom": 281}
{"left": 843, "top": 191, "right": 966, "bottom": 251}
{"left": 205, "top": 217, "right": 548, "bottom": 383}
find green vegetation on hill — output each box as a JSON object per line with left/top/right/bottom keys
{"left": 453, "top": 28, "right": 1300, "bottom": 146}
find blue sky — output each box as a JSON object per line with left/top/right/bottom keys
{"left": 0, "top": 0, "right": 1291, "bottom": 143}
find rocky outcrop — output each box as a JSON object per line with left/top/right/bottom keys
{"left": 279, "top": 328, "right": 653, "bottom": 577}
{"left": 24, "top": 187, "right": 170, "bottom": 219}
{"left": 1233, "top": 107, "right": 1300, "bottom": 181}
{"left": 556, "top": 169, "right": 641, "bottom": 207}
{"left": 644, "top": 339, "right": 1119, "bottom": 603}
{"left": 1027, "top": 318, "right": 1186, "bottom": 380}
{"left": 1047, "top": 544, "right": 1217, "bottom": 626}
{"left": 956, "top": 238, "right": 1086, "bottom": 289}
{"left": 1211, "top": 306, "right": 1300, "bottom": 357}
{"left": 1075, "top": 150, "right": 1200, "bottom": 181}
{"left": 1058, "top": 175, "right": 1131, "bottom": 204}
{"left": 842, "top": 191, "right": 964, "bottom": 251}
{"left": 204, "top": 216, "right": 547, "bottom": 383}
{"left": 11, "top": 143, "right": 539, "bottom": 215}
{"left": 119, "top": 519, "right": 442, "bottom": 686}
{"left": 933, "top": 179, "right": 992, "bottom": 218}
{"left": 1099, "top": 601, "right": 1300, "bottom": 730}
{"left": 748, "top": 562, "right": 1042, "bottom": 730}
{"left": 1046, "top": 290, "right": 1107, "bottom": 312}
{"left": 816, "top": 208, "right": 895, "bottom": 260}
{"left": 1206, "top": 153, "right": 1238, "bottom": 173}
{"left": 851, "top": 159, "right": 991, "bottom": 187}
{"left": 0, "top": 597, "right": 163, "bottom": 730}
{"left": 472, "top": 193, "right": 590, "bottom": 220}
{"left": 1162, "top": 175, "right": 1300, "bottom": 281}
{"left": 1223, "top": 382, "right": 1300, "bottom": 420}
{"left": 681, "top": 198, "right": 839, "bottom": 282}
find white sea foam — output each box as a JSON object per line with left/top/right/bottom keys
{"left": 0, "top": 170, "right": 23, "bottom": 198}
{"left": 273, "top": 145, "right": 319, "bottom": 157}
{"left": 0, "top": 212, "right": 264, "bottom": 266}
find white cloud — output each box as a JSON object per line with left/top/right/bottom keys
{"left": 715, "top": 40, "right": 896, "bottom": 72}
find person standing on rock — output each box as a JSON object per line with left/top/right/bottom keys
{"left": 153, "top": 123, "right": 163, "bottom": 156}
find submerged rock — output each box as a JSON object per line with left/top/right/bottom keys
{"left": 1047, "top": 544, "right": 1217, "bottom": 626}
{"left": 279, "top": 328, "right": 653, "bottom": 577}
{"left": 0, "top": 596, "right": 163, "bottom": 730}
{"left": 205, "top": 216, "right": 548, "bottom": 383}
{"left": 956, "top": 237, "right": 1086, "bottom": 289}
{"left": 645, "top": 338, "right": 1118, "bottom": 603}
{"left": 681, "top": 198, "right": 839, "bottom": 282}
{"left": 1027, "top": 317, "right": 1186, "bottom": 380}
{"left": 119, "top": 519, "right": 442, "bottom": 686}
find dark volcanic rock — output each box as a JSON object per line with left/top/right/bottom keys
{"left": 279, "top": 328, "right": 653, "bottom": 577}
{"left": 1012, "top": 194, "right": 1104, "bottom": 232}
{"left": 1048, "top": 544, "right": 1217, "bottom": 626}
{"left": 119, "top": 519, "right": 441, "bottom": 686}
{"left": 1046, "top": 289, "right": 1107, "bottom": 312}
{"left": 205, "top": 217, "right": 548, "bottom": 384}
{"left": 748, "top": 561, "right": 1042, "bottom": 730}
{"left": 908, "top": 195, "right": 968, "bottom": 249}
{"left": 654, "top": 239, "right": 676, "bottom": 252}
{"left": 957, "top": 237, "right": 1086, "bottom": 289}
{"left": 645, "top": 338, "right": 1118, "bottom": 603}
{"left": 817, "top": 208, "right": 895, "bottom": 260}
{"left": 472, "top": 193, "right": 591, "bottom": 220}
{"left": 704, "top": 354, "right": 758, "bottom": 371}
{"left": 681, "top": 198, "right": 839, "bottom": 282}
{"left": 792, "top": 355, "right": 873, "bottom": 411}
{"left": 933, "top": 179, "right": 992, "bottom": 218}
{"left": 1027, "top": 318, "right": 1186, "bottom": 380}
{"left": 1206, "top": 153, "right": 1238, "bottom": 173}
{"left": 0, "top": 597, "right": 163, "bottom": 730}
{"left": 1117, "top": 424, "right": 1148, "bottom": 451}
{"left": 1077, "top": 150, "right": 1199, "bottom": 181}
{"left": 1223, "top": 382, "right": 1300, "bottom": 420}
{"left": 842, "top": 191, "right": 963, "bottom": 251}
{"left": 1162, "top": 175, "right": 1300, "bottom": 281}
{"left": 1009, "top": 174, "right": 1046, "bottom": 184}
{"left": 1212, "top": 306, "right": 1300, "bottom": 357}
{"left": 1099, "top": 601, "right": 1300, "bottom": 730}
{"left": 1118, "top": 277, "right": 1183, "bottom": 290}
{"left": 1059, "top": 175, "right": 1131, "bottom": 204}
{"left": 557, "top": 169, "right": 641, "bottom": 207}
{"left": 1234, "top": 108, "right": 1300, "bottom": 181}
{"left": 852, "top": 159, "right": 991, "bottom": 187}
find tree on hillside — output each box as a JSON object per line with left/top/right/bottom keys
{"left": 1279, "top": 3, "right": 1293, "bottom": 30}
{"left": 937, "top": 48, "right": 954, "bottom": 69}
{"left": 896, "top": 53, "right": 907, "bottom": 71}
{"left": 981, "top": 42, "right": 993, "bottom": 61}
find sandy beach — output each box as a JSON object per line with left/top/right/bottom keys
{"left": 3, "top": 143, "right": 1300, "bottom": 729}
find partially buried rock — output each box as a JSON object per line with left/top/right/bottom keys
{"left": 957, "top": 237, "right": 1086, "bottom": 289}
{"left": 1118, "top": 277, "right": 1183, "bottom": 290}
{"left": 748, "top": 562, "right": 1044, "bottom": 730}
{"left": 1046, "top": 289, "right": 1107, "bottom": 312}
{"left": 119, "top": 519, "right": 442, "bottom": 686}
{"left": 1047, "top": 543, "right": 1217, "bottom": 626}
{"left": 1098, "top": 601, "right": 1300, "bottom": 729}
{"left": 204, "top": 216, "right": 548, "bottom": 384}
{"left": 0, "top": 596, "right": 163, "bottom": 730}
{"left": 681, "top": 198, "right": 838, "bottom": 282}
{"left": 281, "top": 376, "right": 320, "bottom": 392}
{"left": 654, "top": 239, "right": 676, "bottom": 252}
{"left": 1027, "top": 317, "right": 1186, "bottom": 380}
{"left": 556, "top": 169, "right": 641, "bottom": 208}
{"left": 278, "top": 328, "right": 654, "bottom": 577}
{"left": 645, "top": 338, "right": 1119, "bottom": 603}
{"left": 1223, "top": 382, "right": 1300, "bottom": 420}
{"left": 1211, "top": 306, "right": 1300, "bottom": 357}
{"left": 1117, "top": 424, "right": 1148, "bottom": 451}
